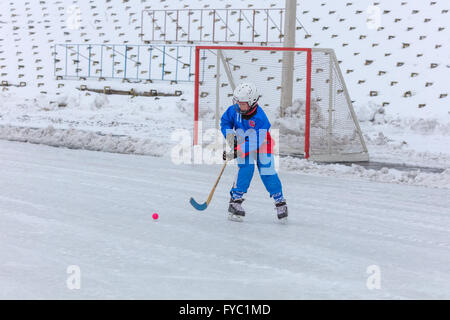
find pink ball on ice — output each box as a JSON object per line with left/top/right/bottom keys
{"left": 152, "top": 213, "right": 159, "bottom": 220}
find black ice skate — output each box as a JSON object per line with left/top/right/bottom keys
{"left": 275, "top": 201, "right": 288, "bottom": 223}
{"left": 228, "top": 198, "right": 245, "bottom": 222}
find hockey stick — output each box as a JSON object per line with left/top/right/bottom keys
{"left": 190, "top": 160, "right": 229, "bottom": 211}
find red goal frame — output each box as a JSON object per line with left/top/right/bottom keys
{"left": 193, "top": 46, "right": 313, "bottom": 158}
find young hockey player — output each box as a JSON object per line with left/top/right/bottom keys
{"left": 221, "top": 82, "right": 288, "bottom": 222}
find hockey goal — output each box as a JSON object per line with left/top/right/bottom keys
{"left": 194, "top": 46, "right": 369, "bottom": 162}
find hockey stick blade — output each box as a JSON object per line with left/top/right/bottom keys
{"left": 189, "top": 197, "right": 208, "bottom": 211}
{"left": 189, "top": 160, "right": 229, "bottom": 212}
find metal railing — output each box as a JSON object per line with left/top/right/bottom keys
{"left": 141, "top": 8, "right": 305, "bottom": 44}
{"left": 54, "top": 43, "right": 196, "bottom": 83}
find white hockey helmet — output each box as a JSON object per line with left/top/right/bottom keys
{"left": 233, "top": 82, "right": 260, "bottom": 111}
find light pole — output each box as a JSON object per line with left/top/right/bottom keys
{"left": 280, "top": 0, "right": 297, "bottom": 117}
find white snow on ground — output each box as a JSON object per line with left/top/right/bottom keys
{"left": 0, "top": 140, "right": 449, "bottom": 299}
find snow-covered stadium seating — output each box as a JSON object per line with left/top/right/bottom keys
{"left": 0, "top": 0, "right": 448, "bottom": 116}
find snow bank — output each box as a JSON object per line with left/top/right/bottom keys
{"left": 282, "top": 157, "right": 450, "bottom": 189}
{"left": 0, "top": 125, "right": 165, "bottom": 157}
{"left": 355, "top": 102, "right": 450, "bottom": 136}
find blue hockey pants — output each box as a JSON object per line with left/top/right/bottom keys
{"left": 230, "top": 152, "right": 283, "bottom": 203}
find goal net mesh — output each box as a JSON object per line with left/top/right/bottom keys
{"left": 195, "top": 47, "right": 367, "bottom": 161}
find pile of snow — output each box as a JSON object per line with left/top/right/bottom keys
{"left": 282, "top": 157, "right": 450, "bottom": 190}
{"left": 0, "top": 125, "right": 165, "bottom": 157}
{"left": 0, "top": 83, "right": 194, "bottom": 141}
{"left": 355, "top": 102, "right": 450, "bottom": 135}
{"left": 352, "top": 101, "right": 450, "bottom": 167}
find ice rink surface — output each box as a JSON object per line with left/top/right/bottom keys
{"left": 0, "top": 140, "right": 449, "bottom": 299}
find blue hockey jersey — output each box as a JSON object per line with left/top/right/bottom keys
{"left": 220, "top": 104, "right": 274, "bottom": 157}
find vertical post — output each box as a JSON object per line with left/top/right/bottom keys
{"left": 238, "top": 10, "right": 242, "bottom": 43}
{"left": 112, "top": 45, "right": 115, "bottom": 78}
{"left": 111, "top": 45, "right": 115, "bottom": 78}
{"left": 176, "top": 10, "right": 179, "bottom": 42}
{"left": 162, "top": 46, "right": 166, "bottom": 80}
{"left": 266, "top": 10, "right": 269, "bottom": 43}
{"left": 194, "top": 47, "right": 200, "bottom": 145}
{"left": 88, "top": 45, "right": 91, "bottom": 77}
{"left": 193, "top": 47, "right": 202, "bottom": 164}
{"left": 65, "top": 45, "right": 68, "bottom": 77}
{"left": 212, "top": 10, "right": 216, "bottom": 42}
{"left": 280, "top": 0, "right": 297, "bottom": 117}
{"left": 100, "top": 45, "right": 103, "bottom": 78}
{"left": 53, "top": 45, "right": 56, "bottom": 76}
{"left": 136, "top": 45, "right": 140, "bottom": 80}
{"left": 148, "top": 46, "right": 152, "bottom": 80}
{"left": 200, "top": 9, "right": 203, "bottom": 41}
{"left": 305, "top": 49, "right": 312, "bottom": 159}
{"left": 175, "top": 46, "right": 179, "bottom": 82}
{"left": 188, "top": 46, "right": 192, "bottom": 81}
{"left": 77, "top": 44, "right": 80, "bottom": 77}
{"left": 152, "top": 11, "right": 155, "bottom": 41}
{"left": 164, "top": 11, "right": 167, "bottom": 42}
{"left": 201, "top": 49, "right": 206, "bottom": 83}
{"left": 124, "top": 45, "right": 128, "bottom": 79}
{"left": 215, "top": 50, "right": 221, "bottom": 130}
{"left": 225, "top": 9, "right": 228, "bottom": 42}
{"left": 252, "top": 10, "right": 256, "bottom": 43}
{"left": 140, "top": 10, "right": 144, "bottom": 42}
{"left": 328, "top": 51, "right": 333, "bottom": 155}
{"left": 280, "top": 9, "right": 283, "bottom": 43}
{"left": 188, "top": 9, "right": 191, "bottom": 42}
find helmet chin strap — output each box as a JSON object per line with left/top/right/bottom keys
{"left": 235, "top": 101, "right": 258, "bottom": 115}
{"left": 245, "top": 103, "right": 258, "bottom": 116}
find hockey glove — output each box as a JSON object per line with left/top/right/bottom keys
{"left": 223, "top": 148, "right": 243, "bottom": 161}
{"left": 226, "top": 133, "right": 237, "bottom": 149}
